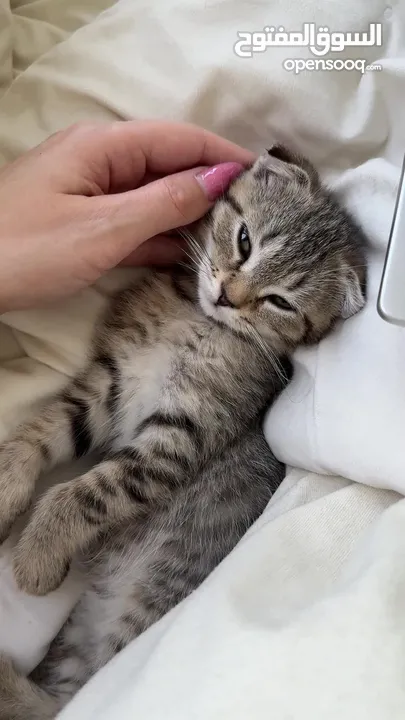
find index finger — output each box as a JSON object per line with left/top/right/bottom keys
{"left": 64, "top": 120, "right": 256, "bottom": 194}
{"left": 125, "top": 120, "right": 256, "bottom": 173}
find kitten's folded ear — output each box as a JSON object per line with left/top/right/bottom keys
{"left": 254, "top": 143, "right": 319, "bottom": 191}
{"left": 341, "top": 262, "right": 367, "bottom": 318}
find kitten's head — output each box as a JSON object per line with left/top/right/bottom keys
{"left": 197, "top": 144, "right": 367, "bottom": 351}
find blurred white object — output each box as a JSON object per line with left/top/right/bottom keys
{"left": 378, "top": 153, "right": 405, "bottom": 326}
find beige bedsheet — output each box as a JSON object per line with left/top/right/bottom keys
{"left": 1, "top": 0, "right": 113, "bottom": 95}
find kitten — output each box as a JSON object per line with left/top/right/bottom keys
{"left": 0, "top": 145, "right": 367, "bottom": 719}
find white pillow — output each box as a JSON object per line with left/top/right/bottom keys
{"left": 265, "top": 158, "right": 405, "bottom": 493}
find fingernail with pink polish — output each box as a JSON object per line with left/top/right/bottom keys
{"left": 195, "top": 162, "right": 244, "bottom": 201}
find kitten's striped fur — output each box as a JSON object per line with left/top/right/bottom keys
{"left": 0, "top": 146, "right": 367, "bottom": 719}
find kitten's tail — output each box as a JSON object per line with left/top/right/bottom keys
{"left": 0, "top": 656, "right": 59, "bottom": 720}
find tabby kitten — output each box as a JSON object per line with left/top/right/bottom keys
{"left": 0, "top": 145, "right": 367, "bottom": 719}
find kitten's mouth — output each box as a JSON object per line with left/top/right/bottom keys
{"left": 198, "top": 288, "right": 238, "bottom": 328}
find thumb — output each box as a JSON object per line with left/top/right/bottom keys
{"left": 93, "top": 162, "right": 244, "bottom": 260}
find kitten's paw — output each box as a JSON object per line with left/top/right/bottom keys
{"left": 13, "top": 542, "right": 70, "bottom": 596}
{"left": 0, "top": 655, "right": 21, "bottom": 717}
{"left": 0, "top": 441, "right": 39, "bottom": 542}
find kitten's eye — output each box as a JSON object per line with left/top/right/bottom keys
{"left": 237, "top": 224, "right": 251, "bottom": 262}
{"left": 264, "top": 294, "right": 295, "bottom": 311}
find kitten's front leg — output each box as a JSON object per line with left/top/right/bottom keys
{"left": 12, "top": 450, "right": 176, "bottom": 595}
{"left": 0, "top": 360, "right": 113, "bottom": 543}
{"left": 0, "top": 402, "right": 74, "bottom": 543}
{"left": 14, "top": 412, "right": 202, "bottom": 595}
{"left": 0, "top": 437, "right": 44, "bottom": 544}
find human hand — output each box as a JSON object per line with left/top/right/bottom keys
{"left": 0, "top": 120, "right": 254, "bottom": 312}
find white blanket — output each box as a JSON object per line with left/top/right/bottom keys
{"left": 60, "top": 472, "right": 404, "bottom": 720}
{"left": 0, "top": 0, "right": 404, "bottom": 716}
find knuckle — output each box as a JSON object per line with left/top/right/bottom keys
{"left": 162, "top": 177, "right": 190, "bottom": 223}
{"left": 71, "top": 120, "right": 96, "bottom": 134}
{"left": 46, "top": 128, "right": 66, "bottom": 143}
{"left": 65, "top": 121, "right": 101, "bottom": 142}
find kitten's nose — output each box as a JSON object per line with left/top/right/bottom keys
{"left": 216, "top": 286, "right": 234, "bottom": 308}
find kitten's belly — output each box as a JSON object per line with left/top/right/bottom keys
{"left": 113, "top": 344, "right": 176, "bottom": 448}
